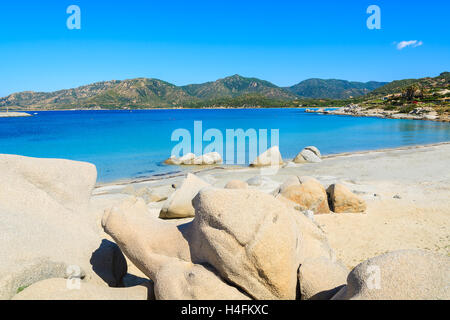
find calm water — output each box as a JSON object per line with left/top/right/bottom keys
{"left": 1, "top": 109, "right": 449, "bottom": 182}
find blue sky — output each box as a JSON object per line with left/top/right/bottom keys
{"left": 0, "top": 0, "right": 449, "bottom": 97}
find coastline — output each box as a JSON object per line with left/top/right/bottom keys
{"left": 95, "top": 141, "right": 450, "bottom": 188}
{"left": 9, "top": 106, "right": 449, "bottom": 122}
{"left": 0, "top": 112, "right": 32, "bottom": 118}
{"left": 306, "top": 107, "right": 450, "bottom": 123}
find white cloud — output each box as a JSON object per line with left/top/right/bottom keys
{"left": 396, "top": 40, "right": 423, "bottom": 50}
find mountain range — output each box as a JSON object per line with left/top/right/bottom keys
{"left": 0, "top": 75, "right": 387, "bottom": 110}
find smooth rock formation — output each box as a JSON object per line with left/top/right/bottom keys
{"left": 103, "top": 197, "right": 193, "bottom": 280}
{"left": 277, "top": 176, "right": 301, "bottom": 194}
{"left": 294, "top": 148, "right": 322, "bottom": 164}
{"left": 250, "top": 146, "right": 284, "bottom": 167}
{"left": 0, "top": 155, "right": 101, "bottom": 300}
{"left": 193, "top": 152, "right": 223, "bottom": 165}
{"left": 159, "top": 173, "right": 210, "bottom": 219}
{"left": 304, "top": 146, "right": 321, "bottom": 158}
{"left": 333, "top": 250, "right": 450, "bottom": 300}
{"left": 154, "top": 261, "right": 250, "bottom": 300}
{"left": 178, "top": 153, "right": 196, "bottom": 164}
{"left": 190, "top": 188, "right": 301, "bottom": 300}
{"left": 281, "top": 178, "right": 330, "bottom": 214}
{"left": 102, "top": 188, "right": 342, "bottom": 301}
{"left": 224, "top": 180, "right": 248, "bottom": 189}
{"left": 327, "top": 183, "right": 367, "bottom": 213}
{"left": 165, "top": 152, "right": 222, "bottom": 165}
{"left": 12, "top": 278, "right": 152, "bottom": 300}
{"left": 298, "top": 257, "right": 348, "bottom": 300}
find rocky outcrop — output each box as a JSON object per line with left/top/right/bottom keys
{"left": 159, "top": 173, "right": 210, "bottom": 219}
{"left": 281, "top": 178, "right": 330, "bottom": 214}
{"left": 164, "top": 152, "right": 222, "bottom": 165}
{"left": 333, "top": 250, "right": 450, "bottom": 300}
{"left": 327, "top": 183, "right": 367, "bottom": 213}
{"left": 250, "top": 146, "right": 284, "bottom": 167}
{"left": 0, "top": 155, "right": 103, "bottom": 300}
{"left": 102, "top": 188, "right": 342, "bottom": 300}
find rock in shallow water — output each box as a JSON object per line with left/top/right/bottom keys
{"left": 250, "top": 146, "right": 284, "bottom": 167}
{"left": 164, "top": 152, "right": 222, "bottom": 165}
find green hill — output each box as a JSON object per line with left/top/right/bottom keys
{"left": 182, "top": 74, "right": 296, "bottom": 100}
{"left": 287, "top": 79, "right": 387, "bottom": 99}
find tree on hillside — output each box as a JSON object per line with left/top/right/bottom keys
{"left": 402, "top": 84, "right": 423, "bottom": 101}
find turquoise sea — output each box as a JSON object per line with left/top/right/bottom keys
{"left": 1, "top": 109, "right": 449, "bottom": 182}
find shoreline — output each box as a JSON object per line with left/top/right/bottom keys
{"left": 0, "top": 112, "right": 32, "bottom": 118}
{"left": 306, "top": 108, "right": 450, "bottom": 123}
{"left": 8, "top": 106, "right": 449, "bottom": 122}
{"left": 95, "top": 141, "right": 450, "bottom": 188}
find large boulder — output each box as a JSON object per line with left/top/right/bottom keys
{"left": 304, "top": 146, "right": 321, "bottom": 157}
{"left": 294, "top": 150, "right": 321, "bottom": 164}
{"left": 333, "top": 250, "right": 450, "bottom": 300}
{"left": 103, "top": 197, "right": 193, "bottom": 280}
{"left": 281, "top": 178, "right": 330, "bottom": 214}
{"left": 102, "top": 196, "right": 252, "bottom": 300}
{"left": 250, "top": 146, "right": 284, "bottom": 167}
{"left": 298, "top": 257, "right": 348, "bottom": 300}
{"left": 159, "top": 173, "right": 210, "bottom": 219}
{"left": 0, "top": 155, "right": 102, "bottom": 300}
{"left": 12, "top": 278, "right": 152, "bottom": 300}
{"left": 190, "top": 188, "right": 301, "bottom": 299}
{"left": 294, "top": 147, "right": 322, "bottom": 164}
{"left": 154, "top": 261, "right": 250, "bottom": 300}
{"left": 327, "top": 184, "right": 366, "bottom": 213}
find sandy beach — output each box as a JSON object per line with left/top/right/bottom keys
{"left": 93, "top": 142, "right": 450, "bottom": 270}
